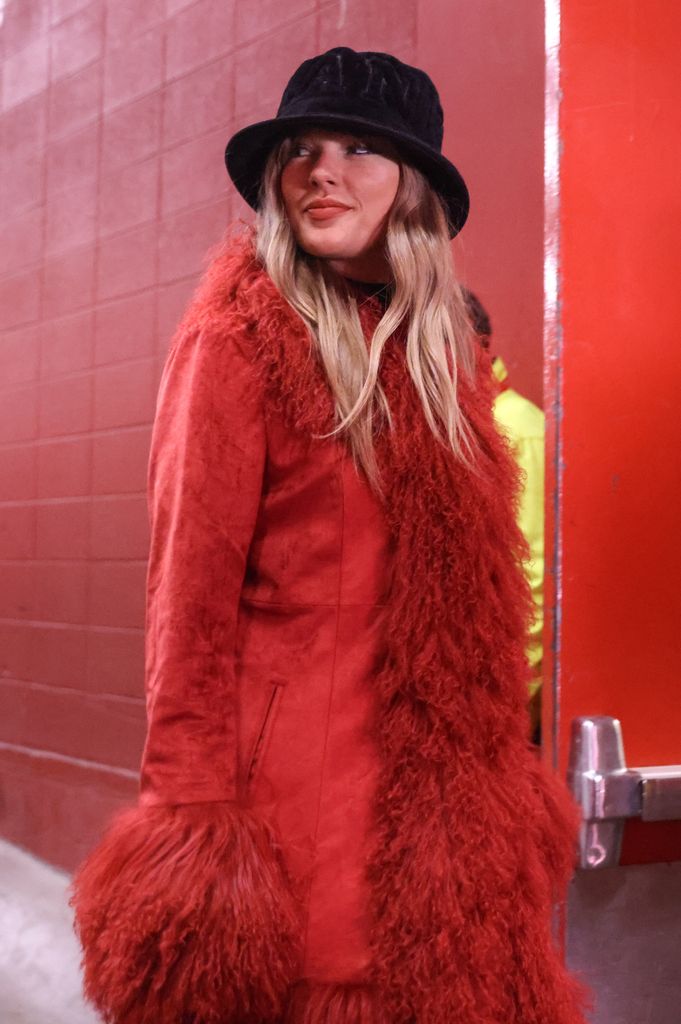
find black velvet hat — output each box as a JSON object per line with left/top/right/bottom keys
{"left": 224, "top": 47, "right": 469, "bottom": 238}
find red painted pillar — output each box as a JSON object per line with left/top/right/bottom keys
{"left": 545, "top": 0, "right": 681, "bottom": 857}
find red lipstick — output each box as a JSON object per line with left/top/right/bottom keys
{"left": 304, "top": 199, "right": 352, "bottom": 221}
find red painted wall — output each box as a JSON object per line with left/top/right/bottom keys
{"left": 418, "top": 0, "right": 545, "bottom": 408}
{"left": 548, "top": 0, "right": 681, "bottom": 858}
{"left": 0, "top": 1, "right": 543, "bottom": 870}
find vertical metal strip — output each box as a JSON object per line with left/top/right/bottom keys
{"left": 545, "top": 0, "right": 570, "bottom": 958}
{"left": 544, "top": 0, "right": 563, "bottom": 774}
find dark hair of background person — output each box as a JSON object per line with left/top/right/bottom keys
{"left": 462, "top": 287, "right": 492, "bottom": 347}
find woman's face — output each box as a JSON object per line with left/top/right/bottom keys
{"left": 279, "top": 128, "right": 401, "bottom": 282}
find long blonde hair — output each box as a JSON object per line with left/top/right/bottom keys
{"left": 254, "top": 135, "right": 476, "bottom": 495}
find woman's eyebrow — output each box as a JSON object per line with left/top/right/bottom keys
{"left": 287, "top": 133, "right": 391, "bottom": 155}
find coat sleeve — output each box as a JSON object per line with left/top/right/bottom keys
{"left": 69, "top": 320, "right": 301, "bottom": 1024}
{"left": 141, "top": 319, "right": 265, "bottom": 806}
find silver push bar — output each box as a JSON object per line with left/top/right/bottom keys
{"left": 567, "top": 715, "right": 681, "bottom": 869}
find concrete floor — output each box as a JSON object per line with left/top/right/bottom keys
{"left": 4, "top": 835, "right": 680, "bottom": 1024}
{"left": 0, "top": 840, "right": 99, "bottom": 1024}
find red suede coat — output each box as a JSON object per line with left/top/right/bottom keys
{"left": 71, "top": 231, "right": 591, "bottom": 1024}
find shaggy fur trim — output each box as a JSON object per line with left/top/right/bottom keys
{"left": 173, "top": 230, "right": 592, "bottom": 1023}
{"left": 284, "top": 981, "right": 388, "bottom": 1024}
{"left": 362, "top": 323, "right": 590, "bottom": 1023}
{"left": 69, "top": 801, "right": 302, "bottom": 1024}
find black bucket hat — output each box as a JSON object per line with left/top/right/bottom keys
{"left": 224, "top": 47, "right": 469, "bottom": 238}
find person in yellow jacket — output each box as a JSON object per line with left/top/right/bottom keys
{"left": 463, "top": 290, "right": 544, "bottom": 743}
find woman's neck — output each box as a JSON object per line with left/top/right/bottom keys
{"left": 326, "top": 248, "right": 393, "bottom": 285}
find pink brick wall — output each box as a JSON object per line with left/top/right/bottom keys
{"left": 0, "top": 1, "right": 542, "bottom": 871}
{"left": 0, "top": 0, "right": 420, "bottom": 873}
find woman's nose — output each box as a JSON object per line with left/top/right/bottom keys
{"left": 308, "top": 149, "right": 339, "bottom": 186}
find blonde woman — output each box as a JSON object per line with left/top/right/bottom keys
{"left": 71, "top": 46, "right": 590, "bottom": 1024}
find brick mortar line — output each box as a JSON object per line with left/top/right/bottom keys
{"left": 0, "top": 676, "right": 144, "bottom": 705}
{"left": 0, "top": 739, "right": 139, "bottom": 778}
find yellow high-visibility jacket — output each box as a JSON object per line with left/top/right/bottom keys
{"left": 492, "top": 358, "right": 544, "bottom": 718}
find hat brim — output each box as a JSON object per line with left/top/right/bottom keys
{"left": 224, "top": 113, "right": 469, "bottom": 238}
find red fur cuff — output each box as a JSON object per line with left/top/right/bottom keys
{"left": 285, "top": 981, "right": 387, "bottom": 1024}
{"left": 69, "top": 801, "right": 302, "bottom": 1024}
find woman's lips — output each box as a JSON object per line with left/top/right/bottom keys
{"left": 305, "top": 205, "right": 350, "bottom": 220}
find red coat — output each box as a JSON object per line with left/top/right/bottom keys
{"left": 71, "top": 231, "right": 591, "bottom": 1024}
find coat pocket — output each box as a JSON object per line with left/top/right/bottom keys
{"left": 246, "top": 682, "right": 284, "bottom": 788}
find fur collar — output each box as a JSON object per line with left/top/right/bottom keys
{"left": 179, "top": 231, "right": 588, "bottom": 1023}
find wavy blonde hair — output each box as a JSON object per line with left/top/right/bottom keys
{"left": 254, "top": 134, "right": 476, "bottom": 495}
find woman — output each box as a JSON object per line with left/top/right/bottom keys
{"left": 71, "top": 47, "right": 590, "bottom": 1024}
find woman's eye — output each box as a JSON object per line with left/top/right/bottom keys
{"left": 288, "top": 141, "right": 372, "bottom": 158}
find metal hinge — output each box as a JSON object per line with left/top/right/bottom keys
{"left": 567, "top": 715, "right": 681, "bottom": 869}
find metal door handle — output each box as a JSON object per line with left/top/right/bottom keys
{"left": 567, "top": 715, "right": 681, "bottom": 868}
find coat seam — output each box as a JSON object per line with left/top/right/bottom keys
{"left": 301, "top": 458, "right": 346, "bottom": 968}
